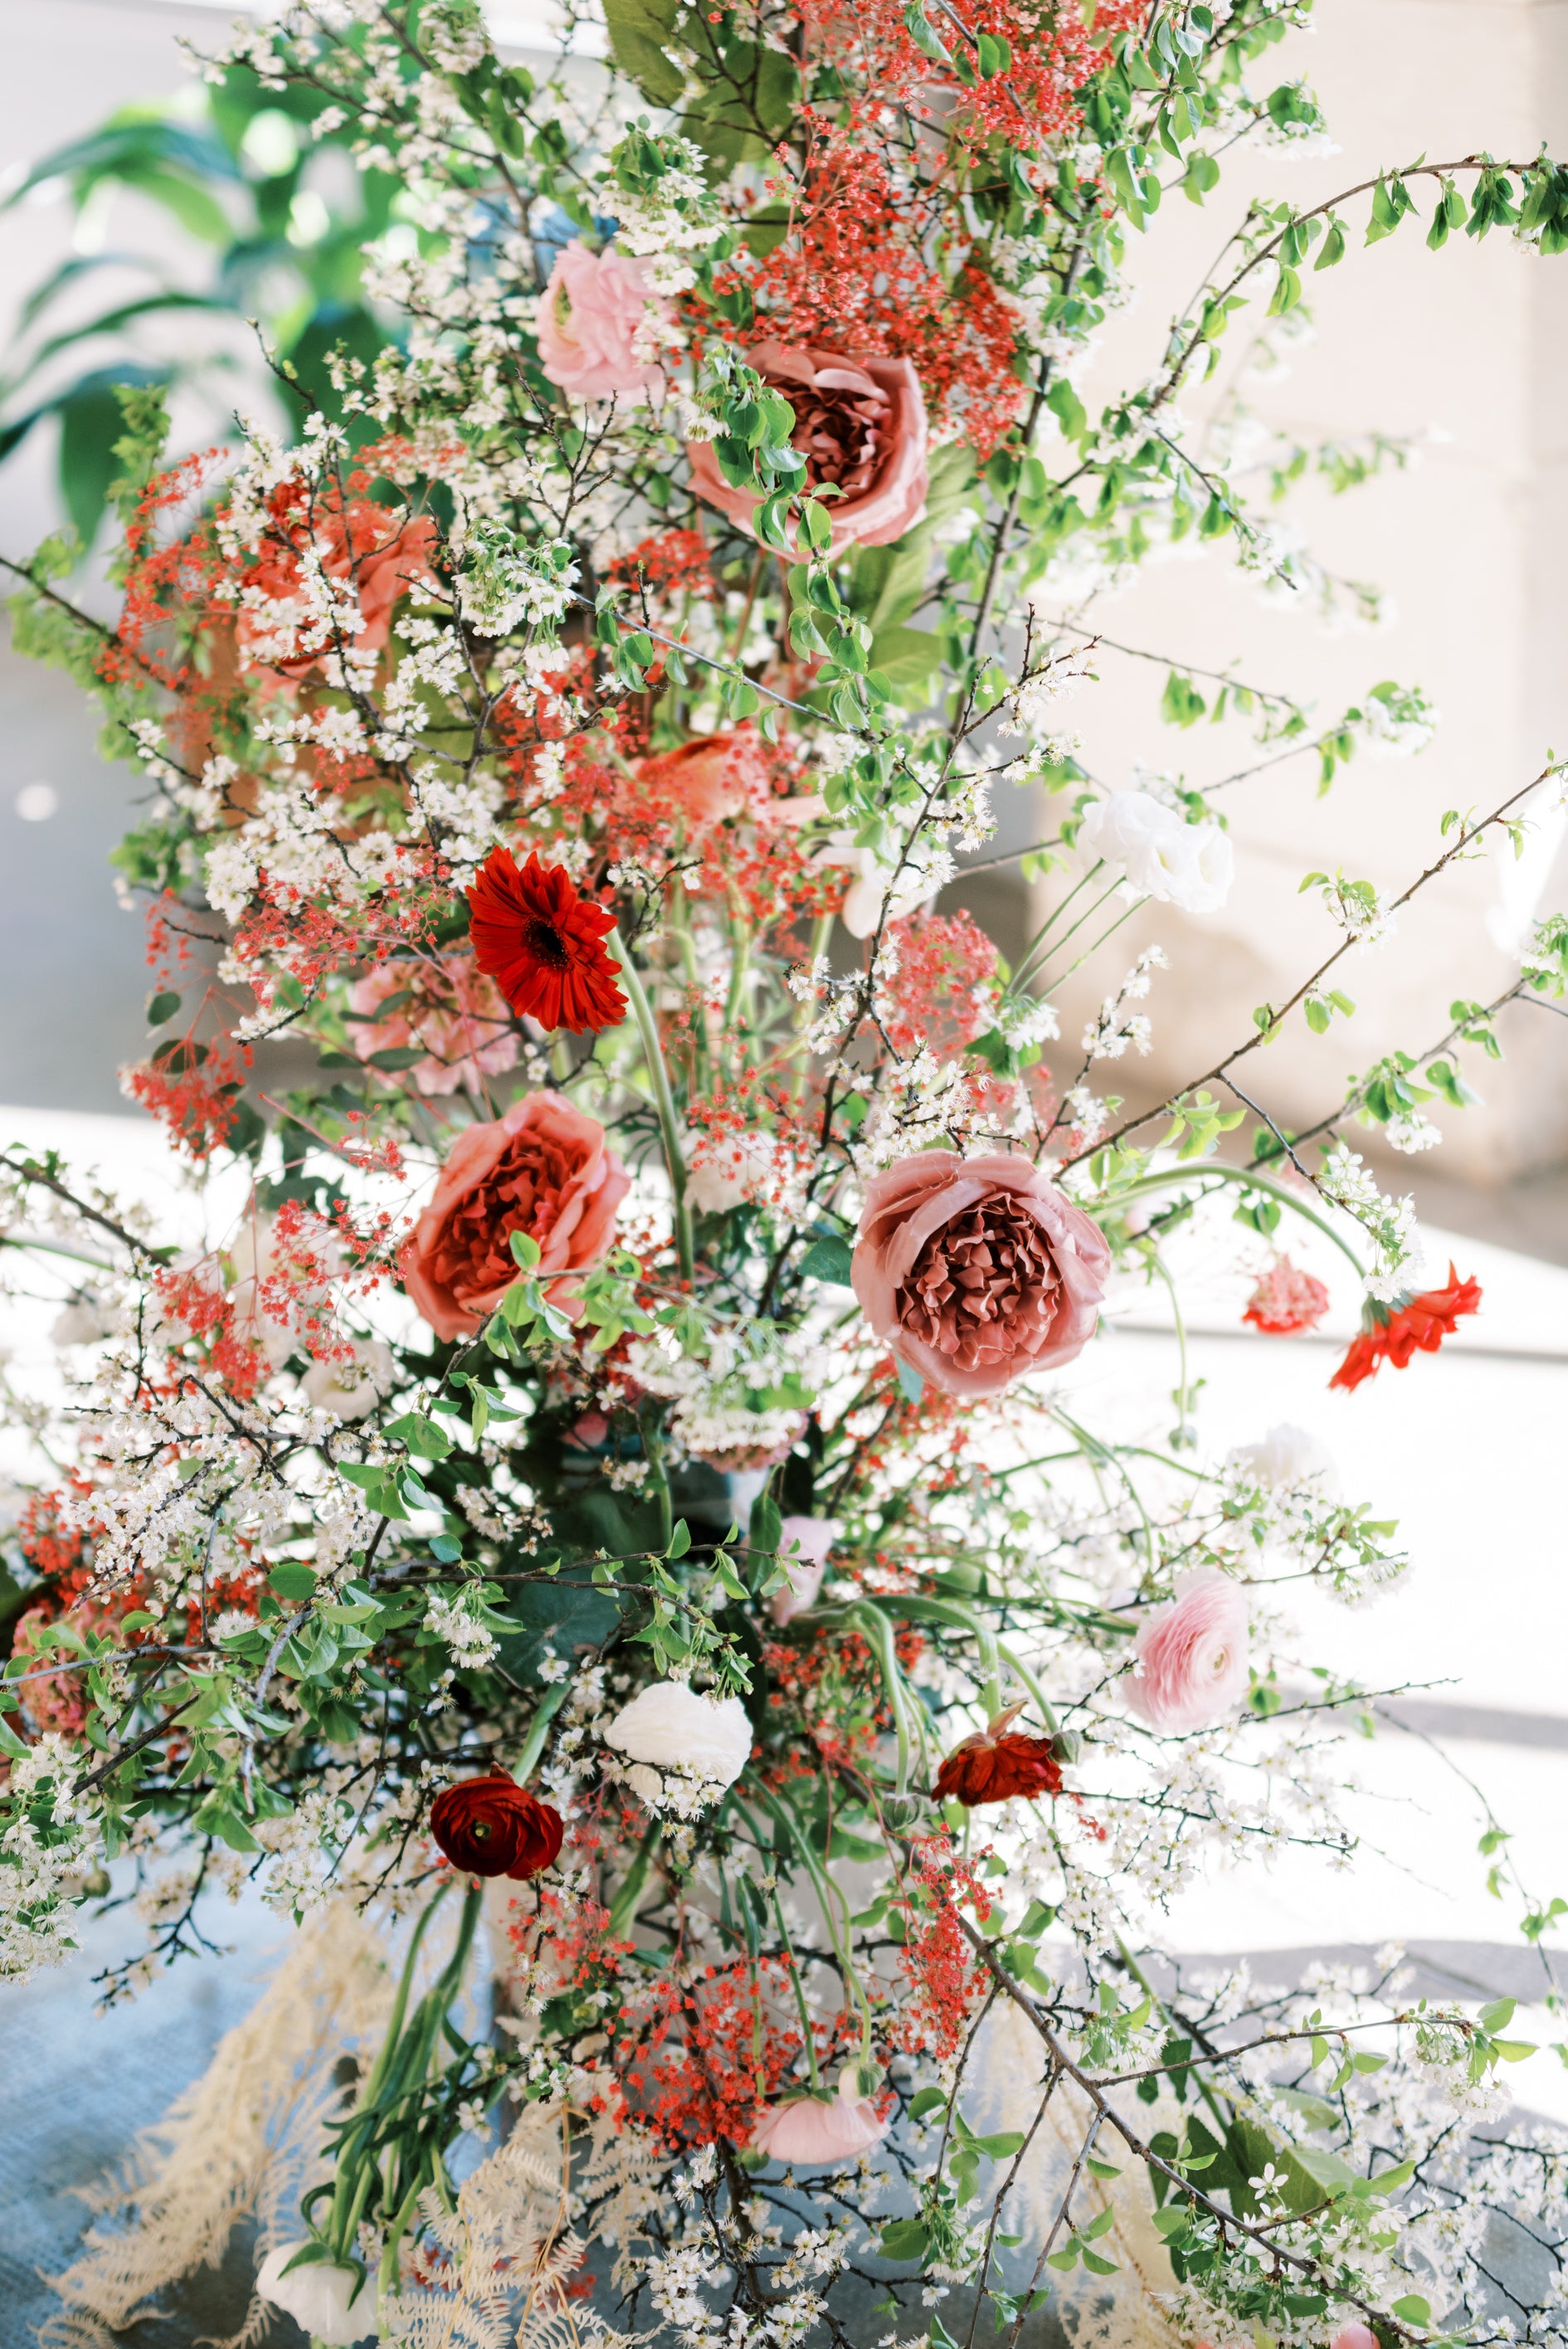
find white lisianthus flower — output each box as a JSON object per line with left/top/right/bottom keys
{"left": 303, "top": 1340, "right": 394, "bottom": 1421}
{"left": 604, "top": 1680, "right": 752, "bottom": 1786}
{"left": 256, "top": 2244, "right": 375, "bottom": 2345}
{"left": 1079, "top": 790, "right": 1234, "bottom": 913}
{"left": 1230, "top": 1423, "right": 1337, "bottom": 1493}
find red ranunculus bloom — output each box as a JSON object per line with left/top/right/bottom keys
{"left": 1329, "top": 1264, "right": 1482, "bottom": 1391}
{"left": 466, "top": 846, "right": 627, "bottom": 1033}
{"left": 1243, "top": 1258, "right": 1331, "bottom": 1335}
{"left": 429, "top": 1771, "right": 564, "bottom": 1879}
{"left": 933, "top": 1705, "right": 1064, "bottom": 1807}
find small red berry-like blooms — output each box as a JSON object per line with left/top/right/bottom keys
{"left": 933, "top": 1705, "right": 1064, "bottom": 1808}
{"left": 1242, "top": 1258, "right": 1330, "bottom": 1335}
{"left": 1329, "top": 1264, "right": 1482, "bottom": 1392}
{"left": 429, "top": 1771, "right": 564, "bottom": 1879}
{"left": 466, "top": 846, "right": 627, "bottom": 1034}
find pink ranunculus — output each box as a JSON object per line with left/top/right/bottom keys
{"left": 770, "top": 1516, "right": 840, "bottom": 1626}
{"left": 535, "top": 242, "right": 665, "bottom": 402}
{"left": 402, "top": 1094, "right": 630, "bottom": 1343}
{"left": 689, "top": 340, "right": 928, "bottom": 560}
{"left": 348, "top": 953, "right": 519, "bottom": 1099}
{"left": 1332, "top": 2328, "right": 1379, "bottom": 2349}
{"left": 750, "top": 2087, "right": 890, "bottom": 2163}
{"left": 1124, "top": 1570, "right": 1251, "bottom": 1733}
{"left": 850, "top": 1152, "right": 1110, "bottom": 1400}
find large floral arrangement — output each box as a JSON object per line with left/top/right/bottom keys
{"left": 4, "top": 3, "right": 1568, "bottom": 2345}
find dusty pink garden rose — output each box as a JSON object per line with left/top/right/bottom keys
{"left": 1123, "top": 1569, "right": 1250, "bottom": 1733}
{"left": 770, "top": 1516, "right": 840, "bottom": 1626}
{"left": 535, "top": 242, "right": 664, "bottom": 401}
{"left": 402, "top": 1093, "right": 630, "bottom": 1343}
{"left": 348, "top": 953, "right": 519, "bottom": 1098}
{"left": 689, "top": 340, "right": 928, "bottom": 559}
{"left": 751, "top": 2085, "right": 890, "bottom": 2163}
{"left": 851, "top": 1151, "right": 1110, "bottom": 1399}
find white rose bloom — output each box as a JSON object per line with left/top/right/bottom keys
{"left": 1230, "top": 1422, "right": 1337, "bottom": 1493}
{"left": 303, "top": 1340, "right": 394, "bottom": 1421}
{"left": 604, "top": 1680, "right": 752, "bottom": 1786}
{"left": 1079, "top": 790, "right": 1233, "bottom": 913}
{"left": 256, "top": 2244, "right": 375, "bottom": 2345}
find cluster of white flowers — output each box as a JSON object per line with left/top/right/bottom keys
{"left": 426, "top": 1586, "right": 500, "bottom": 1671}
{"left": 1318, "top": 1144, "right": 1420, "bottom": 1299}
{"left": 456, "top": 525, "right": 579, "bottom": 636}
{"left": 601, "top": 134, "right": 724, "bottom": 297}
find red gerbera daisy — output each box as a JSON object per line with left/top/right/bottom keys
{"left": 466, "top": 846, "right": 627, "bottom": 1034}
{"left": 1243, "top": 1257, "right": 1331, "bottom": 1335}
{"left": 1329, "top": 1263, "right": 1482, "bottom": 1391}
{"left": 933, "top": 1704, "right": 1064, "bottom": 1808}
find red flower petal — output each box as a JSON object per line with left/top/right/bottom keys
{"left": 466, "top": 846, "right": 627, "bottom": 1034}
{"left": 1329, "top": 1264, "right": 1481, "bottom": 1391}
{"left": 933, "top": 1730, "right": 1062, "bottom": 1807}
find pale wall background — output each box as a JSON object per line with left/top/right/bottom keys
{"left": 1038, "top": 0, "right": 1568, "bottom": 1199}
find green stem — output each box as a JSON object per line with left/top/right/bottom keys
{"left": 610, "top": 927, "right": 694, "bottom": 1283}
{"left": 772, "top": 1882, "right": 825, "bottom": 2090}
{"left": 1112, "top": 1160, "right": 1366, "bottom": 1279}
{"left": 746, "top": 1776, "right": 874, "bottom": 2045}
{"left": 607, "top": 1813, "right": 663, "bottom": 1940}
{"left": 1004, "top": 862, "right": 1108, "bottom": 997}
{"left": 512, "top": 1680, "right": 568, "bottom": 1783}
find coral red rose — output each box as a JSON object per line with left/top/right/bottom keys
{"left": 238, "top": 491, "right": 439, "bottom": 680}
{"left": 1329, "top": 1264, "right": 1481, "bottom": 1391}
{"left": 624, "top": 731, "right": 772, "bottom": 832}
{"left": 689, "top": 341, "right": 928, "bottom": 559}
{"left": 402, "top": 1091, "right": 631, "bottom": 1342}
{"left": 467, "top": 846, "right": 628, "bottom": 1033}
{"left": 851, "top": 1151, "right": 1109, "bottom": 1398}
{"left": 934, "top": 1707, "right": 1063, "bottom": 1807}
{"left": 1243, "top": 1258, "right": 1330, "bottom": 1335}
{"left": 430, "top": 1771, "right": 563, "bottom": 1879}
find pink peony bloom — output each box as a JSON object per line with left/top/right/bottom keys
{"left": 770, "top": 1516, "right": 840, "bottom": 1625}
{"left": 851, "top": 1151, "right": 1110, "bottom": 1399}
{"left": 402, "top": 1093, "right": 630, "bottom": 1343}
{"left": 535, "top": 242, "right": 665, "bottom": 402}
{"left": 689, "top": 340, "right": 928, "bottom": 560}
{"left": 1124, "top": 1570, "right": 1250, "bottom": 1733}
{"left": 750, "top": 2086, "right": 890, "bottom": 2163}
{"left": 348, "top": 953, "right": 519, "bottom": 1098}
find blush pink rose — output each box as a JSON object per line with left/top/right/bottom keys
{"left": 689, "top": 340, "right": 928, "bottom": 560}
{"left": 851, "top": 1152, "right": 1110, "bottom": 1399}
{"left": 750, "top": 2088, "right": 890, "bottom": 2163}
{"left": 348, "top": 953, "right": 519, "bottom": 1098}
{"left": 1124, "top": 1570, "right": 1251, "bottom": 1733}
{"left": 769, "top": 1516, "right": 840, "bottom": 1626}
{"left": 535, "top": 242, "right": 664, "bottom": 402}
{"left": 402, "top": 1093, "right": 630, "bottom": 1343}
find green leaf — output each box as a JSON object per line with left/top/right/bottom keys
{"left": 146, "top": 990, "right": 181, "bottom": 1026}
{"left": 1392, "top": 2298, "right": 1432, "bottom": 2327}
{"left": 878, "top": 2217, "right": 930, "bottom": 2260}
{"left": 798, "top": 1234, "right": 853, "bottom": 1285}
{"left": 666, "top": 1517, "right": 693, "bottom": 1560}
{"left": 268, "top": 1561, "right": 319, "bottom": 1603}
{"left": 867, "top": 623, "right": 942, "bottom": 688}
{"left": 385, "top": 1411, "right": 452, "bottom": 1460}
{"left": 601, "top": 0, "right": 684, "bottom": 104}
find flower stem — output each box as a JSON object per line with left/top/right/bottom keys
{"left": 610, "top": 927, "right": 694, "bottom": 1283}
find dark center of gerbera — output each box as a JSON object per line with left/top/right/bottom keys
{"left": 523, "top": 917, "right": 570, "bottom": 968}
